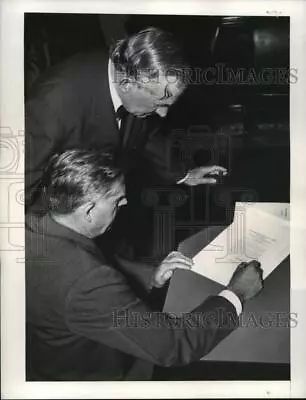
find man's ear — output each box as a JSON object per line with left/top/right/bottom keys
{"left": 79, "top": 202, "right": 95, "bottom": 222}
{"left": 119, "top": 77, "right": 134, "bottom": 93}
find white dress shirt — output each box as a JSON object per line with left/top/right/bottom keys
{"left": 108, "top": 60, "right": 123, "bottom": 128}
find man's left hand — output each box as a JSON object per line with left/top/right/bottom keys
{"left": 183, "top": 165, "right": 228, "bottom": 186}
{"left": 152, "top": 251, "right": 193, "bottom": 288}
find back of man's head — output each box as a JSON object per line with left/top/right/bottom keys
{"left": 42, "top": 149, "right": 123, "bottom": 215}
{"left": 110, "top": 26, "right": 189, "bottom": 83}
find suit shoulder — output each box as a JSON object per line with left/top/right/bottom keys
{"left": 27, "top": 50, "right": 109, "bottom": 99}
{"left": 27, "top": 231, "right": 103, "bottom": 274}
{"left": 51, "top": 51, "right": 108, "bottom": 79}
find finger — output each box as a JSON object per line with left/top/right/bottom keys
{"left": 162, "top": 270, "right": 174, "bottom": 281}
{"left": 237, "top": 261, "right": 248, "bottom": 270}
{"left": 253, "top": 262, "right": 264, "bottom": 279}
{"left": 206, "top": 165, "right": 228, "bottom": 175}
{"left": 248, "top": 260, "right": 262, "bottom": 273}
{"left": 166, "top": 251, "right": 194, "bottom": 264}
{"left": 195, "top": 178, "right": 217, "bottom": 185}
{"left": 213, "top": 165, "right": 227, "bottom": 173}
{"left": 163, "top": 258, "right": 193, "bottom": 269}
{"left": 165, "top": 252, "right": 194, "bottom": 263}
{"left": 232, "top": 262, "right": 247, "bottom": 276}
{"left": 170, "top": 262, "right": 192, "bottom": 271}
{"left": 248, "top": 260, "right": 261, "bottom": 268}
{"left": 246, "top": 261, "right": 264, "bottom": 280}
{"left": 163, "top": 260, "right": 193, "bottom": 271}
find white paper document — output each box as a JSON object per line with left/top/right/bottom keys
{"left": 192, "top": 202, "right": 290, "bottom": 286}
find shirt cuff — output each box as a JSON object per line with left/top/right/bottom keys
{"left": 176, "top": 171, "right": 190, "bottom": 184}
{"left": 218, "top": 289, "right": 243, "bottom": 316}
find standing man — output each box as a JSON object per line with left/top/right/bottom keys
{"left": 26, "top": 26, "right": 226, "bottom": 207}
{"left": 25, "top": 26, "right": 227, "bottom": 257}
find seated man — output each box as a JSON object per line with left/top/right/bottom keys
{"left": 26, "top": 149, "right": 263, "bottom": 381}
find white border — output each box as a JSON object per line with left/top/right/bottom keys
{"left": 1, "top": 0, "right": 306, "bottom": 398}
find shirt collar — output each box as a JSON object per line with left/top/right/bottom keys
{"left": 108, "top": 59, "right": 122, "bottom": 113}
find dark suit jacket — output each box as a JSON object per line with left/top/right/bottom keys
{"left": 26, "top": 213, "right": 239, "bottom": 381}
{"left": 25, "top": 51, "right": 186, "bottom": 207}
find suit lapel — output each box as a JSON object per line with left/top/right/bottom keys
{"left": 121, "top": 115, "right": 153, "bottom": 151}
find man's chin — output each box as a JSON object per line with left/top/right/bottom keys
{"left": 92, "top": 225, "right": 111, "bottom": 238}
{"left": 104, "top": 221, "right": 115, "bottom": 233}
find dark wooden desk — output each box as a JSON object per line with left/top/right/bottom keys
{"left": 164, "top": 226, "right": 290, "bottom": 364}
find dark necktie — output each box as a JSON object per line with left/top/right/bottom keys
{"left": 116, "top": 105, "right": 130, "bottom": 148}
{"left": 116, "top": 105, "right": 129, "bottom": 123}
{"left": 116, "top": 105, "right": 148, "bottom": 151}
{"left": 115, "top": 105, "right": 152, "bottom": 172}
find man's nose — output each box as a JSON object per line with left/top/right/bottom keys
{"left": 155, "top": 107, "right": 169, "bottom": 118}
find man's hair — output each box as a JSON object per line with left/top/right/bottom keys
{"left": 42, "top": 149, "right": 123, "bottom": 214}
{"left": 110, "top": 27, "right": 189, "bottom": 83}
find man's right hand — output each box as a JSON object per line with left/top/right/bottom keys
{"left": 227, "top": 260, "right": 264, "bottom": 303}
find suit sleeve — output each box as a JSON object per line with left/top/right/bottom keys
{"left": 66, "top": 265, "right": 239, "bottom": 367}
{"left": 25, "top": 81, "right": 81, "bottom": 207}
{"left": 143, "top": 125, "right": 187, "bottom": 185}
{"left": 113, "top": 255, "right": 156, "bottom": 291}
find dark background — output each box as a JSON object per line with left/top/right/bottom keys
{"left": 24, "top": 13, "right": 290, "bottom": 380}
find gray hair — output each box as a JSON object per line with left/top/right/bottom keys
{"left": 42, "top": 149, "right": 123, "bottom": 214}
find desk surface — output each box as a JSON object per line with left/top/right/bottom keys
{"left": 164, "top": 226, "right": 290, "bottom": 364}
